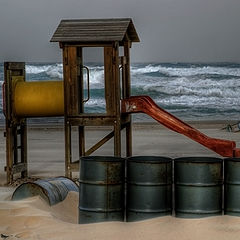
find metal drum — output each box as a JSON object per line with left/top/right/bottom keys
{"left": 224, "top": 158, "right": 240, "bottom": 216}
{"left": 175, "top": 157, "right": 223, "bottom": 218}
{"left": 12, "top": 177, "right": 78, "bottom": 205}
{"left": 79, "top": 156, "right": 125, "bottom": 224}
{"left": 126, "top": 156, "right": 172, "bottom": 222}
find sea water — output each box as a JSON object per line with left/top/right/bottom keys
{"left": 0, "top": 62, "right": 239, "bottom": 124}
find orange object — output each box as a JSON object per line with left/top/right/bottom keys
{"left": 121, "top": 96, "right": 240, "bottom": 157}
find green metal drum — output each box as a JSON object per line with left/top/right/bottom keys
{"left": 126, "top": 156, "right": 172, "bottom": 222}
{"left": 224, "top": 158, "right": 240, "bottom": 216}
{"left": 175, "top": 157, "right": 223, "bottom": 218}
{"left": 79, "top": 156, "right": 125, "bottom": 224}
{"left": 12, "top": 177, "right": 78, "bottom": 206}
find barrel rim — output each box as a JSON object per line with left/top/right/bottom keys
{"left": 127, "top": 156, "right": 172, "bottom": 163}
{"left": 80, "top": 156, "right": 125, "bottom": 162}
{"left": 174, "top": 157, "right": 222, "bottom": 163}
{"left": 12, "top": 182, "right": 51, "bottom": 205}
{"left": 225, "top": 158, "right": 240, "bottom": 162}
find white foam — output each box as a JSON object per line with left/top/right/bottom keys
{"left": 131, "top": 64, "right": 240, "bottom": 77}
{"left": 26, "top": 63, "right": 63, "bottom": 79}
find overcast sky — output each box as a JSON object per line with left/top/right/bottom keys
{"left": 1, "top": 0, "right": 240, "bottom": 63}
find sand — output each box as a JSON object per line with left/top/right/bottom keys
{"left": 1, "top": 122, "right": 240, "bottom": 239}
{"left": 1, "top": 191, "right": 240, "bottom": 240}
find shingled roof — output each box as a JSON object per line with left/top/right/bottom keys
{"left": 50, "top": 18, "right": 140, "bottom": 43}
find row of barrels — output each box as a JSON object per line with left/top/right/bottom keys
{"left": 79, "top": 156, "right": 240, "bottom": 223}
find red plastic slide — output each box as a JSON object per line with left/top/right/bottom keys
{"left": 121, "top": 96, "right": 240, "bottom": 157}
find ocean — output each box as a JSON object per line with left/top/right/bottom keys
{"left": 0, "top": 62, "right": 239, "bottom": 124}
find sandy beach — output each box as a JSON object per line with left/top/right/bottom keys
{"left": 1, "top": 121, "right": 240, "bottom": 239}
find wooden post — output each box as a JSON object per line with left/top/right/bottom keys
{"left": 77, "top": 47, "right": 85, "bottom": 157}
{"left": 113, "top": 42, "right": 121, "bottom": 156}
{"left": 63, "top": 46, "right": 79, "bottom": 177}
{"left": 63, "top": 46, "right": 79, "bottom": 116}
{"left": 104, "top": 46, "right": 115, "bottom": 115}
{"left": 124, "top": 41, "right": 132, "bottom": 157}
{"left": 20, "top": 121, "right": 28, "bottom": 178}
{"left": 4, "top": 62, "right": 27, "bottom": 184}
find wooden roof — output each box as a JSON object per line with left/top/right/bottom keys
{"left": 50, "top": 18, "right": 140, "bottom": 43}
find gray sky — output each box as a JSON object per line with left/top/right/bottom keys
{"left": 1, "top": 0, "right": 240, "bottom": 63}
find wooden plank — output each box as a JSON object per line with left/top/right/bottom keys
{"left": 104, "top": 46, "right": 115, "bottom": 115}
{"left": 21, "top": 122, "right": 28, "bottom": 178}
{"left": 63, "top": 42, "right": 113, "bottom": 47}
{"left": 85, "top": 130, "right": 115, "bottom": 156}
{"left": 112, "top": 43, "right": 121, "bottom": 156}
{"left": 64, "top": 121, "right": 72, "bottom": 178}
{"left": 54, "top": 30, "right": 127, "bottom": 34}
{"left": 13, "top": 126, "right": 18, "bottom": 165}
{"left": 85, "top": 123, "right": 127, "bottom": 156}
{"left": 77, "top": 47, "right": 85, "bottom": 158}
{"left": 68, "top": 116, "right": 116, "bottom": 126}
{"left": 63, "top": 46, "right": 79, "bottom": 116}
{"left": 50, "top": 18, "right": 140, "bottom": 43}
{"left": 5, "top": 63, "right": 13, "bottom": 181}
{"left": 124, "top": 41, "right": 132, "bottom": 157}
{"left": 53, "top": 36, "right": 124, "bottom": 42}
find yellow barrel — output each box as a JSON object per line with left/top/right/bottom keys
{"left": 13, "top": 81, "right": 64, "bottom": 117}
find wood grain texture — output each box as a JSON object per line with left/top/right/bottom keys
{"left": 51, "top": 18, "right": 140, "bottom": 43}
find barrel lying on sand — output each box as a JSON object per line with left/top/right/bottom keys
{"left": 13, "top": 80, "right": 64, "bottom": 117}
{"left": 12, "top": 177, "right": 78, "bottom": 206}
{"left": 79, "top": 156, "right": 125, "bottom": 224}
{"left": 174, "top": 157, "right": 223, "bottom": 218}
{"left": 126, "top": 156, "right": 172, "bottom": 222}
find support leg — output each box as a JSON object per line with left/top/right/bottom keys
{"left": 126, "top": 120, "right": 132, "bottom": 157}
{"left": 114, "top": 120, "right": 121, "bottom": 157}
{"left": 65, "top": 121, "right": 72, "bottom": 178}
{"left": 21, "top": 122, "right": 28, "bottom": 178}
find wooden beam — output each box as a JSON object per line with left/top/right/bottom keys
{"left": 63, "top": 46, "right": 79, "bottom": 116}
{"left": 85, "top": 123, "right": 127, "bottom": 156}
{"left": 104, "top": 46, "right": 115, "bottom": 115}
{"left": 68, "top": 116, "right": 116, "bottom": 126}
{"left": 77, "top": 47, "right": 85, "bottom": 158}
{"left": 21, "top": 122, "right": 28, "bottom": 178}
{"left": 85, "top": 130, "right": 115, "bottom": 156}
{"left": 112, "top": 42, "right": 121, "bottom": 156}
{"left": 124, "top": 41, "right": 132, "bottom": 157}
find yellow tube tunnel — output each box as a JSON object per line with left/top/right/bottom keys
{"left": 13, "top": 81, "right": 64, "bottom": 117}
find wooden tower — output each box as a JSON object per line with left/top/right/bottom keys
{"left": 51, "top": 18, "right": 140, "bottom": 177}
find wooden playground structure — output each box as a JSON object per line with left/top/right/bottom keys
{"left": 3, "top": 18, "right": 240, "bottom": 184}
{"left": 4, "top": 19, "right": 140, "bottom": 183}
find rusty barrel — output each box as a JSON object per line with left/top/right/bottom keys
{"left": 174, "top": 157, "right": 223, "bottom": 218}
{"left": 12, "top": 177, "right": 78, "bottom": 206}
{"left": 126, "top": 156, "right": 172, "bottom": 222}
{"left": 224, "top": 158, "right": 240, "bottom": 216}
{"left": 79, "top": 156, "right": 125, "bottom": 224}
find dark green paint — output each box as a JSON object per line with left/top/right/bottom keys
{"left": 126, "top": 156, "right": 172, "bottom": 222}
{"left": 79, "top": 156, "right": 125, "bottom": 224}
{"left": 175, "top": 157, "right": 223, "bottom": 218}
